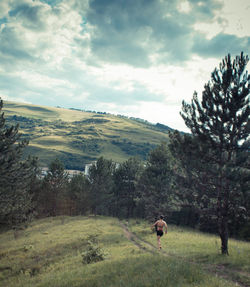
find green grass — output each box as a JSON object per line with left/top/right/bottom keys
{"left": 3, "top": 101, "right": 170, "bottom": 168}
{"left": 128, "top": 219, "right": 250, "bottom": 285}
{"left": 0, "top": 216, "right": 249, "bottom": 287}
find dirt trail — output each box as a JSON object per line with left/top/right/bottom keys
{"left": 120, "top": 222, "right": 157, "bottom": 254}
{"left": 120, "top": 221, "right": 249, "bottom": 287}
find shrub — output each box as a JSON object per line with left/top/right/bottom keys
{"left": 81, "top": 235, "right": 106, "bottom": 264}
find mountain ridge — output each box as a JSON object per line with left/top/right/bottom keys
{"left": 3, "top": 100, "right": 174, "bottom": 169}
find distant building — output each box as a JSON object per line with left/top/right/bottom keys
{"left": 84, "top": 161, "right": 120, "bottom": 177}
{"left": 84, "top": 161, "right": 97, "bottom": 176}
{"left": 40, "top": 167, "right": 48, "bottom": 178}
{"left": 39, "top": 167, "right": 83, "bottom": 178}
{"left": 66, "top": 169, "right": 83, "bottom": 178}
{"left": 40, "top": 160, "right": 119, "bottom": 179}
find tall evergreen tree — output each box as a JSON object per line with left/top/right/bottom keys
{"left": 39, "top": 158, "right": 69, "bottom": 216}
{"left": 113, "top": 157, "right": 143, "bottom": 218}
{"left": 138, "top": 142, "right": 175, "bottom": 219}
{"left": 88, "top": 157, "right": 115, "bottom": 215}
{"left": 68, "top": 173, "right": 90, "bottom": 215}
{"left": 0, "top": 98, "right": 37, "bottom": 227}
{"left": 172, "top": 52, "right": 249, "bottom": 254}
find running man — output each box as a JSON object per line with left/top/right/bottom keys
{"left": 152, "top": 215, "right": 167, "bottom": 250}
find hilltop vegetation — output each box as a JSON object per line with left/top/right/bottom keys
{"left": 0, "top": 216, "right": 249, "bottom": 287}
{"left": 3, "top": 101, "right": 172, "bottom": 169}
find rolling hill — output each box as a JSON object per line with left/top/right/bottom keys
{"left": 3, "top": 101, "right": 173, "bottom": 170}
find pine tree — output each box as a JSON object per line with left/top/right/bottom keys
{"left": 113, "top": 157, "right": 143, "bottom": 218}
{"left": 40, "top": 158, "right": 69, "bottom": 216}
{"left": 138, "top": 142, "right": 175, "bottom": 219}
{"left": 68, "top": 173, "right": 90, "bottom": 215}
{"left": 174, "top": 52, "right": 249, "bottom": 254}
{"left": 88, "top": 157, "right": 115, "bottom": 215}
{"left": 0, "top": 98, "right": 37, "bottom": 227}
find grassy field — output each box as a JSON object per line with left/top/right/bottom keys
{"left": 0, "top": 216, "right": 249, "bottom": 287}
{"left": 3, "top": 101, "right": 171, "bottom": 169}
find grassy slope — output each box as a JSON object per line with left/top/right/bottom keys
{"left": 0, "top": 216, "right": 249, "bottom": 287}
{"left": 129, "top": 219, "right": 250, "bottom": 286}
{"left": 3, "top": 101, "right": 171, "bottom": 168}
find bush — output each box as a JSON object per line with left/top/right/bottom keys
{"left": 81, "top": 235, "right": 106, "bottom": 264}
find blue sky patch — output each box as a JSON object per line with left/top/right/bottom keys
{"left": 0, "top": 17, "right": 8, "bottom": 25}
{"left": 39, "top": 0, "right": 63, "bottom": 7}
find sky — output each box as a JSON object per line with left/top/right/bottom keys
{"left": 0, "top": 0, "right": 249, "bottom": 132}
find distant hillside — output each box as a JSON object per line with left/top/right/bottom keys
{"left": 3, "top": 101, "right": 173, "bottom": 170}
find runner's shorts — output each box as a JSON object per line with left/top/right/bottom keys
{"left": 157, "top": 230, "right": 163, "bottom": 237}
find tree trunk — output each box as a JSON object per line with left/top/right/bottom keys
{"left": 218, "top": 216, "right": 229, "bottom": 255}
{"left": 217, "top": 155, "right": 229, "bottom": 255}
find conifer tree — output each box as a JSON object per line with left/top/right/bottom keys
{"left": 0, "top": 98, "right": 37, "bottom": 227}
{"left": 172, "top": 52, "right": 249, "bottom": 254}
{"left": 40, "top": 158, "right": 69, "bottom": 216}
{"left": 113, "top": 157, "right": 143, "bottom": 218}
{"left": 88, "top": 157, "right": 115, "bottom": 215}
{"left": 68, "top": 173, "right": 90, "bottom": 215}
{"left": 138, "top": 142, "right": 175, "bottom": 219}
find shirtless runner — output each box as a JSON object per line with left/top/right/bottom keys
{"left": 152, "top": 215, "right": 167, "bottom": 250}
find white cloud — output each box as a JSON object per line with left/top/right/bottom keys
{"left": 221, "top": 0, "right": 250, "bottom": 37}
{"left": 138, "top": 101, "right": 187, "bottom": 132}
{"left": 194, "top": 0, "right": 250, "bottom": 38}
{"left": 71, "top": 91, "right": 90, "bottom": 101}
{"left": 1, "top": 93, "right": 32, "bottom": 104}
{"left": 0, "top": 1, "right": 9, "bottom": 18}
{"left": 177, "top": 0, "right": 191, "bottom": 14}
{"left": 79, "top": 56, "right": 218, "bottom": 107}
{"left": 15, "top": 70, "right": 75, "bottom": 90}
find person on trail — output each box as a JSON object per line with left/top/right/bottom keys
{"left": 152, "top": 215, "right": 167, "bottom": 250}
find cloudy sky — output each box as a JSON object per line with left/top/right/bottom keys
{"left": 0, "top": 0, "right": 249, "bottom": 131}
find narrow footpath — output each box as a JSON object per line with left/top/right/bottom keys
{"left": 120, "top": 221, "right": 249, "bottom": 287}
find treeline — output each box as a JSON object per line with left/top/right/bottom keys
{"left": 72, "top": 107, "right": 173, "bottom": 132}
{"left": 0, "top": 53, "right": 249, "bottom": 256}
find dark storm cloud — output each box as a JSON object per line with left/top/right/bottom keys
{"left": 1, "top": 0, "right": 248, "bottom": 70}
{"left": 85, "top": 0, "right": 226, "bottom": 66}
{"left": 86, "top": 0, "right": 191, "bottom": 66}
{"left": 193, "top": 34, "right": 250, "bottom": 58}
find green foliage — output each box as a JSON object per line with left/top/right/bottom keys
{"left": 88, "top": 157, "right": 115, "bottom": 215}
{"left": 38, "top": 158, "right": 69, "bottom": 216}
{"left": 111, "top": 140, "right": 155, "bottom": 159}
{"left": 0, "top": 98, "right": 38, "bottom": 227}
{"left": 138, "top": 142, "right": 176, "bottom": 219}
{"left": 171, "top": 52, "right": 250, "bottom": 254}
{"left": 113, "top": 157, "right": 144, "bottom": 218}
{"left": 81, "top": 235, "right": 106, "bottom": 264}
{"left": 68, "top": 173, "right": 90, "bottom": 215}
{"left": 46, "top": 158, "right": 68, "bottom": 185}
